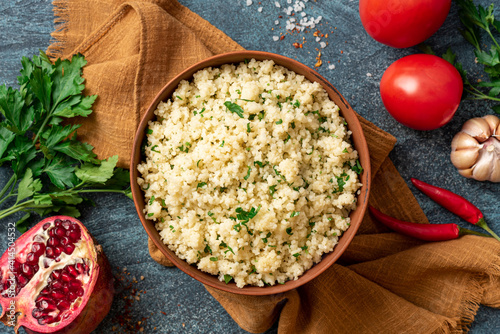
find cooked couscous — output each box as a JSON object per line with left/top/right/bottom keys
{"left": 137, "top": 59, "right": 362, "bottom": 287}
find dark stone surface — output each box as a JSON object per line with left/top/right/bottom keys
{"left": 0, "top": 0, "right": 499, "bottom": 333}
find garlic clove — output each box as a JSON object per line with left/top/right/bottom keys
{"left": 471, "top": 151, "right": 492, "bottom": 181}
{"left": 484, "top": 114, "right": 500, "bottom": 136}
{"left": 490, "top": 156, "right": 500, "bottom": 182}
{"left": 451, "top": 148, "right": 479, "bottom": 169}
{"left": 451, "top": 132, "right": 480, "bottom": 151}
{"left": 461, "top": 117, "right": 491, "bottom": 143}
{"left": 458, "top": 168, "right": 473, "bottom": 178}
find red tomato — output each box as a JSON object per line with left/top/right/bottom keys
{"left": 359, "top": 0, "right": 451, "bottom": 48}
{"left": 380, "top": 54, "right": 463, "bottom": 131}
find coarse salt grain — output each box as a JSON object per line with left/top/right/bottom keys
{"left": 275, "top": 20, "right": 279, "bottom": 25}
{"left": 329, "top": 64, "right": 336, "bottom": 70}
{"left": 258, "top": 6, "right": 263, "bottom": 12}
{"left": 366, "top": 73, "right": 373, "bottom": 77}
{"left": 315, "top": 37, "right": 321, "bottom": 42}
{"left": 273, "top": 36, "right": 280, "bottom": 41}
{"left": 320, "top": 42, "right": 327, "bottom": 49}
{"left": 275, "top": 1, "right": 281, "bottom": 7}
{"left": 246, "top": 0, "right": 252, "bottom": 6}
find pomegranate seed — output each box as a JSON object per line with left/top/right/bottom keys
{"left": 76, "top": 287, "right": 84, "bottom": 297}
{"left": 61, "top": 272, "right": 73, "bottom": 282}
{"left": 63, "top": 244, "right": 75, "bottom": 255}
{"left": 17, "top": 275, "right": 28, "bottom": 287}
{"left": 51, "top": 290, "right": 66, "bottom": 300}
{"left": 31, "top": 242, "right": 46, "bottom": 256}
{"left": 37, "top": 299, "right": 57, "bottom": 312}
{"left": 61, "top": 220, "right": 72, "bottom": 229}
{"left": 33, "top": 264, "right": 39, "bottom": 273}
{"left": 54, "top": 247, "right": 63, "bottom": 257}
{"left": 67, "top": 265, "right": 79, "bottom": 278}
{"left": 25, "top": 252, "right": 38, "bottom": 265}
{"left": 51, "top": 270, "right": 62, "bottom": 280}
{"left": 67, "top": 230, "right": 81, "bottom": 241}
{"left": 38, "top": 316, "right": 55, "bottom": 325}
{"left": 60, "top": 236, "right": 70, "bottom": 246}
{"left": 55, "top": 227, "right": 65, "bottom": 237}
{"left": 47, "top": 237, "right": 59, "bottom": 247}
{"left": 32, "top": 308, "right": 45, "bottom": 319}
{"left": 57, "top": 300, "right": 71, "bottom": 311}
{"left": 84, "top": 264, "right": 89, "bottom": 273}
{"left": 69, "top": 280, "right": 82, "bottom": 292}
{"left": 63, "top": 284, "right": 70, "bottom": 294}
{"left": 36, "top": 295, "right": 52, "bottom": 303}
{"left": 40, "top": 287, "right": 51, "bottom": 295}
{"left": 43, "top": 223, "right": 51, "bottom": 230}
{"left": 51, "top": 280, "right": 64, "bottom": 290}
{"left": 54, "top": 219, "right": 62, "bottom": 227}
{"left": 45, "top": 247, "right": 55, "bottom": 258}
{"left": 48, "top": 229, "right": 55, "bottom": 237}
{"left": 68, "top": 291, "right": 78, "bottom": 301}
{"left": 13, "top": 260, "right": 22, "bottom": 272}
{"left": 75, "top": 263, "right": 84, "bottom": 274}
{"left": 33, "top": 234, "right": 45, "bottom": 243}
{"left": 21, "top": 264, "right": 34, "bottom": 278}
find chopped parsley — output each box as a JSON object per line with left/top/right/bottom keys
{"left": 276, "top": 119, "right": 283, "bottom": 124}
{"left": 197, "top": 182, "right": 207, "bottom": 189}
{"left": 269, "top": 184, "right": 277, "bottom": 197}
{"left": 286, "top": 227, "right": 293, "bottom": 235}
{"left": 244, "top": 166, "right": 252, "bottom": 180}
{"left": 148, "top": 195, "right": 155, "bottom": 205}
{"left": 290, "top": 211, "right": 300, "bottom": 218}
{"left": 224, "top": 101, "right": 244, "bottom": 118}
{"left": 210, "top": 257, "right": 218, "bottom": 261}
{"left": 262, "top": 232, "right": 272, "bottom": 244}
{"left": 224, "top": 275, "right": 233, "bottom": 284}
{"left": 176, "top": 95, "right": 183, "bottom": 100}
{"left": 247, "top": 123, "right": 251, "bottom": 133}
{"left": 220, "top": 140, "right": 225, "bottom": 147}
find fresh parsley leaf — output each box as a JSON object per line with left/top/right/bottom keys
{"left": 75, "top": 155, "right": 118, "bottom": 184}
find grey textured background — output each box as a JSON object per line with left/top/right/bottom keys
{"left": 0, "top": 0, "right": 499, "bottom": 333}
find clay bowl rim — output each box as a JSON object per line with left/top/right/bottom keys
{"left": 130, "top": 50, "right": 371, "bottom": 296}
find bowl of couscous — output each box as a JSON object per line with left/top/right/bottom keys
{"left": 131, "top": 51, "right": 370, "bottom": 295}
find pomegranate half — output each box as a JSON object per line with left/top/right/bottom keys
{"left": 0, "top": 216, "right": 114, "bottom": 333}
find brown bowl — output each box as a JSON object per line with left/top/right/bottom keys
{"left": 131, "top": 51, "right": 371, "bottom": 296}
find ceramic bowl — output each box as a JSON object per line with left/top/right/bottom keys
{"left": 130, "top": 51, "right": 371, "bottom": 296}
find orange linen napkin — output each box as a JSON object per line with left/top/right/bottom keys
{"left": 48, "top": 0, "right": 500, "bottom": 333}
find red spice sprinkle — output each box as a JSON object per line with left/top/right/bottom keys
{"left": 280, "top": 35, "right": 285, "bottom": 40}
{"left": 341, "top": 50, "right": 343, "bottom": 54}
{"left": 278, "top": 15, "right": 282, "bottom": 18}
{"left": 161, "top": 311, "right": 167, "bottom": 316}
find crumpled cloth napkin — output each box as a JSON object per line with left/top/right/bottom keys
{"left": 48, "top": 0, "right": 500, "bottom": 332}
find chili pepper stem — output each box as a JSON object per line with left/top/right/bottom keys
{"left": 458, "top": 227, "right": 491, "bottom": 238}
{"left": 476, "top": 218, "right": 500, "bottom": 242}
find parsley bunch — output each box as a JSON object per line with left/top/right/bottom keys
{"left": 0, "top": 51, "right": 131, "bottom": 231}
{"left": 452, "top": 0, "right": 500, "bottom": 113}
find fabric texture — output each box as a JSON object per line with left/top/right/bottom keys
{"left": 48, "top": 0, "right": 500, "bottom": 333}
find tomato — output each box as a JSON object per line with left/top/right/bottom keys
{"left": 380, "top": 54, "right": 463, "bottom": 131}
{"left": 359, "top": 0, "right": 451, "bottom": 48}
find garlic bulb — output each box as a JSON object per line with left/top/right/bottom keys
{"left": 450, "top": 115, "right": 500, "bottom": 182}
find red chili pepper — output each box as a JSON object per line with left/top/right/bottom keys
{"left": 411, "top": 178, "right": 500, "bottom": 241}
{"left": 369, "top": 206, "right": 489, "bottom": 241}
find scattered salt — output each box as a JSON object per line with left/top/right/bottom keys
{"left": 316, "top": 37, "right": 321, "bottom": 42}
{"left": 301, "top": 12, "right": 306, "bottom": 17}
{"left": 246, "top": 0, "right": 252, "bottom": 6}
{"left": 366, "top": 73, "right": 373, "bottom": 77}
{"left": 328, "top": 64, "right": 336, "bottom": 70}
{"left": 258, "top": 6, "right": 263, "bottom": 12}
{"left": 320, "top": 42, "right": 327, "bottom": 49}
{"left": 273, "top": 36, "right": 280, "bottom": 41}
{"left": 275, "top": 20, "right": 279, "bottom": 25}
{"left": 275, "top": 1, "right": 281, "bottom": 8}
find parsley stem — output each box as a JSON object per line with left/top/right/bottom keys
{"left": 0, "top": 174, "right": 17, "bottom": 201}
{"left": 485, "top": 28, "right": 500, "bottom": 52}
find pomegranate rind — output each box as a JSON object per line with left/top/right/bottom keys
{"left": 0, "top": 216, "right": 114, "bottom": 334}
